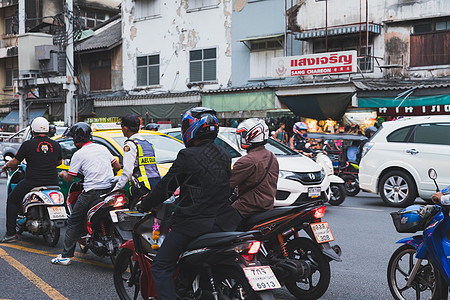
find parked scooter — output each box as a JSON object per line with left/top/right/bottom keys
{"left": 387, "top": 168, "right": 450, "bottom": 300}
{"left": 7, "top": 165, "right": 67, "bottom": 247}
{"left": 309, "top": 146, "right": 346, "bottom": 206}
{"left": 67, "top": 179, "right": 129, "bottom": 263}
{"left": 113, "top": 208, "right": 279, "bottom": 300}
{"left": 239, "top": 199, "right": 341, "bottom": 300}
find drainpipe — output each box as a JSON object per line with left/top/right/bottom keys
{"left": 325, "top": 0, "right": 328, "bottom": 52}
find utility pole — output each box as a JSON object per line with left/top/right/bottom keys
{"left": 64, "top": 0, "right": 76, "bottom": 126}
{"left": 18, "top": 0, "right": 25, "bottom": 129}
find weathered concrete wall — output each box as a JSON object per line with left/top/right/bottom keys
{"left": 122, "top": 0, "right": 232, "bottom": 92}
{"left": 385, "top": 0, "right": 449, "bottom": 22}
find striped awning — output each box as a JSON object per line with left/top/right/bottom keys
{"left": 296, "top": 24, "right": 382, "bottom": 40}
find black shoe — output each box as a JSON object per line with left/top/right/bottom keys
{"left": 0, "top": 234, "right": 18, "bottom": 243}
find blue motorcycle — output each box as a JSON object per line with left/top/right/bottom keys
{"left": 387, "top": 168, "right": 449, "bottom": 300}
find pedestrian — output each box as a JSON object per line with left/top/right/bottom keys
{"left": 115, "top": 114, "right": 161, "bottom": 208}
{"left": 272, "top": 122, "right": 288, "bottom": 145}
{"left": 52, "top": 122, "right": 121, "bottom": 265}
{"left": 1, "top": 117, "right": 62, "bottom": 243}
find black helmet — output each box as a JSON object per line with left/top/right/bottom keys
{"left": 48, "top": 124, "right": 57, "bottom": 137}
{"left": 67, "top": 122, "right": 92, "bottom": 148}
{"left": 364, "top": 126, "right": 377, "bottom": 139}
{"left": 145, "top": 123, "right": 160, "bottom": 131}
{"left": 181, "top": 107, "right": 219, "bottom": 147}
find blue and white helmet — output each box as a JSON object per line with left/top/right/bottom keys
{"left": 181, "top": 107, "right": 219, "bottom": 147}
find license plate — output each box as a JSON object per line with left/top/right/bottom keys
{"left": 308, "top": 187, "right": 321, "bottom": 198}
{"left": 242, "top": 266, "right": 281, "bottom": 291}
{"left": 311, "top": 222, "right": 334, "bottom": 243}
{"left": 109, "top": 209, "right": 129, "bottom": 223}
{"left": 47, "top": 206, "right": 67, "bottom": 220}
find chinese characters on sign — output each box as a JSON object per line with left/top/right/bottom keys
{"left": 377, "top": 105, "right": 450, "bottom": 116}
{"left": 272, "top": 50, "right": 357, "bottom": 78}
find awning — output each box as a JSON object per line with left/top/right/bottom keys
{"left": 239, "top": 33, "right": 284, "bottom": 42}
{"left": 202, "top": 91, "right": 275, "bottom": 112}
{"left": 296, "top": 24, "right": 382, "bottom": 40}
{"left": 358, "top": 95, "right": 450, "bottom": 108}
{"left": 278, "top": 93, "right": 353, "bottom": 120}
{"left": 1, "top": 109, "right": 47, "bottom": 125}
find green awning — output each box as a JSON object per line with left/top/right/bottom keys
{"left": 358, "top": 95, "right": 450, "bottom": 108}
{"left": 202, "top": 91, "right": 275, "bottom": 112}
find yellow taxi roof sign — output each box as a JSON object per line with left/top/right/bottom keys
{"left": 91, "top": 123, "right": 121, "bottom": 131}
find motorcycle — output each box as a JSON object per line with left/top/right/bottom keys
{"left": 239, "top": 199, "right": 341, "bottom": 300}
{"left": 113, "top": 207, "right": 279, "bottom": 300}
{"left": 67, "top": 179, "right": 129, "bottom": 263}
{"left": 310, "top": 147, "right": 346, "bottom": 206}
{"left": 387, "top": 168, "right": 450, "bottom": 300}
{"left": 338, "top": 161, "right": 360, "bottom": 197}
{"left": 6, "top": 165, "right": 67, "bottom": 247}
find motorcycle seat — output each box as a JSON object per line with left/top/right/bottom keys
{"left": 186, "top": 232, "right": 250, "bottom": 250}
{"left": 30, "top": 186, "right": 60, "bottom": 192}
{"left": 244, "top": 207, "right": 301, "bottom": 227}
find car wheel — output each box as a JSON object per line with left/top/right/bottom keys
{"left": 380, "top": 170, "right": 417, "bottom": 207}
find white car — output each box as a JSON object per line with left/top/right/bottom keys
{"left": 359, "top": 115, "right": 450, "bottom": 207}
{"left": 161, "top": 127, "right": 331, "bottom": 207}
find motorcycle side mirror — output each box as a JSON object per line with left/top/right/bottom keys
{"left": 4, "top": 155, "right": 12, "bottom": 162}
{"left": 428, "top": 168, "right": 437, "bottom": 180}
{"left": 64, "top": 159, "right": 71, "bottom": 166}
{"left": 305, "top": 142, "right": 311, "bottom": 149}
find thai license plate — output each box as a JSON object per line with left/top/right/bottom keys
{"left": 242, "top": 266, "right": 281, "bottom": 291}
{"left": 109, "top": 209, "right": 129, "bottom": 223}
{"left": 47, "top": 206, "right": 67, "bottom": 220}
{"left": 311, "top": 222, "right": 334, "bottom": 243}
{"left": 308, "top": 187, "right": 321, "bottom": 198}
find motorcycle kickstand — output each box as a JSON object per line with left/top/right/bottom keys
{"left": 406, "top": 259, "right": 423, "bottom": 287}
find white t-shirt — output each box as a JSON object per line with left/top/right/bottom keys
{"left": 68, "top": 142, "right": 117, "bottom": 192}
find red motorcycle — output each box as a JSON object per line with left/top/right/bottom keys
{"left": 113, "top": 207, "right": 279, "bottom": 300}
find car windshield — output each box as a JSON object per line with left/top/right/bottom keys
{"left": 221, "top": 130, "right": 297, "bottom": 156}
{"left": 112, "top": 134, "right": 184, "bottom": 163}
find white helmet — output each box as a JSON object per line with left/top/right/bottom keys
{"left": 31, "top": 117, "right": 49, "bottom": 133}
{"left": 236, "top": 118, "right": 269, "bottom": 150}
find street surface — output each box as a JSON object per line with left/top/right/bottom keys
{"left": 0, "top": 176, "right": 430, "bottom": 300}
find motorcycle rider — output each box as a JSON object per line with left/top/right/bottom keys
{"left": 1, "top": 117, "right": 62, "bottom": 243}
{"left": 231, "top": 118, "right": 279, "bottom": 219}
{"left": 113, "top": 114, "right": 161, "bottom": 208}
{"left": 290, "top": 121, "right": 313, "bottom": 157}
{"left": 138, "top": 107, "right": 241, "bottom": 300}
{"left": 52, "top": 122, "right": 121, "bottom": 265}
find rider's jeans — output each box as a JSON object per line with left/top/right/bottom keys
{"left": 6, "top": 179, "right": 37, "bottom": 236}
{"left": 152, "top": 230, "right": 193, "bottom": 300}
{"left": 61, "top": 188, "right": 111, "bottom": 258}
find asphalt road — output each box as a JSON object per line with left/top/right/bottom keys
{"left": 0, "top": 176, "right": 431, "bottom": 300}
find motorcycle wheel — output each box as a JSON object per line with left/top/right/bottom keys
{"left": 211, "top": 266, "right": 259, "bottom": 300}
{"left": 285, "top": 237, "right": 331, "bottom": 300}
{"left": 114, "top": 248, "right": 141, "bottom": 300}
{"left": 342, "top": 175, "right": 360, "bottom": 197}
{"left": 42, "top": 222, "right": 60, "bottom": 247}
{"left": 387, "top": 244, "right": 448, "bottom": 300}
{"left": 328, "top": 184, "right": 346, "bottom": 206}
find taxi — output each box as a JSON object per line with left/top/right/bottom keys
{"left": 54, "top": 123, "right": 184, "bottom": 197}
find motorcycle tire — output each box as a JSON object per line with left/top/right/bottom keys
{"left": 42, "top": 222, "right": 60, "bottom": 247}
{"left": 387, "top": 244, "right": 448, "bottom": 300}
{"left": 285, "top": 237, "right": 331, "bottom": 300}
{"left": 342, "top": 175, "right": 360, "bottom": 197}
{"left": 114, "top": 248, "right": 141, "bottom": 300}
{"left": 211, "top": 266, "right": 260, "bottom": 300}
{"left": 328, "top": 184, "right": 346, "bottom": 206}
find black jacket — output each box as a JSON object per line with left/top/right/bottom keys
{"left": 141, "top": 140, "right": 241, "bottom": 237}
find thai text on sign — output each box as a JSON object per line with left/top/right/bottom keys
{"left": 272, "top": 50, "right": 357, "bottom": 78}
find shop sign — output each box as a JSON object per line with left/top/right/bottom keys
{"left": 272, "top": 50, "right": 357, "bottom": 78}
{"left": 377, "top": 105, "right": 450, "bottom": 116}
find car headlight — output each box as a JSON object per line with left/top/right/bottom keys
{"left": 279, "top": 170, "right": 298, "bottom": 180}
{"left": 320, "top": 168, "right": 326, "bottom": 180}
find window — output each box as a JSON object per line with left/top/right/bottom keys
{"left": 137, "top": 55, "right": 160, "bottom": 86}
{"left": 387, "top": 126, "right": 413, "bottom": 143}
{"left": 188, "top": 0, "right": 218, "bottom": 10}
{"left": 135, "top": 0, "right": 160, "bottom": 19}
{"left": 5, "top": 69, "right": 18, "bottom": 87}
{"left": 358, "top": 46, "right": 373, "bottom": 72}
{"left": 412, "top": 123, "right": 450, "bottom": 145}
{"left": 79, "top": 10, "right": 107, "bottom": 29}
{"left": 410, "top": 19, "right": 450, "bottom": 67}
{"left": 214, "top": 138, "right": 241, "bottom": 158}
{"left": 4, "top": 17, "right": 18, "bottom": 35}
{"left": 189, "top": 48, "right": 216, "bottom": 83}
{"left": 249, "top": 38, "right": 283, "bottom": 78}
